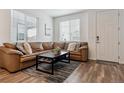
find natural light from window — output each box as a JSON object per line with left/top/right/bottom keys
{"left": 27, "top": 28, "right": 37, "bottom": 41}
{"left": 59, "top": 19, "right": 80, "bottom": 41}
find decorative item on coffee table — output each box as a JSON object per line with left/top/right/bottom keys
{"left": 52, "top": 47, "right": 61, "bottom": 55}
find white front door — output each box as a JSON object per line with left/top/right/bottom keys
{"left": 96, "top": 10, "right": 119, "bottom": 62}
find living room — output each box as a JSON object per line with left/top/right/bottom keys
{"left": 0, "top": 9, "right": 124, "bottom": 83}
{"left": 0, "top": 9, "right": 87, "bottom": 82}
{"left": 1, "top": 0, "right": 124, "bottom": 92}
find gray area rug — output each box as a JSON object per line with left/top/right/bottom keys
{"left": 23, "top": 61, "right": 80, "bottom": 83}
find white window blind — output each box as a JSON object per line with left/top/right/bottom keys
{"left": 59, "top": 19, "right": 80, "bottom": 41}
{"left": 26, "top": 16, "right": 37, "bottom": 41}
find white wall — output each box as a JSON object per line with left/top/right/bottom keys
{"left": 53, "top": 12, "right": 88, "bottom": 42}
{"left": 88, "top": 10, "right": 97, "bottom": 60}
{"left": 37, "top": 14, "right": 53, "bottom": 42}
{"left": 13, "top": 10, "right": 53, "bottom": 42}
{"left": 0, "top": 9, "right": 11, "bottom": 45}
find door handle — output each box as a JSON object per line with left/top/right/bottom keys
{"left": 96, "top": 36, "right": 99, "bottom": 41}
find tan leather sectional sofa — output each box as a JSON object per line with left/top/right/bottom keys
{"left": 0, "top": 42, "right": 88, "bottom": 72}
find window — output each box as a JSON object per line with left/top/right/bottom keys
{"left": 60, "top": 21, "right": 70, "bottom": 41}
{"left": 26, "top": 16, "right": 37, "bottom": 41}
{"left": 27, "top": 28, "right": 37, "bottom": 41}
{"left": 59, "top": 19, "right": 80, "bottom": 41}
{"left": 11, "top": 10, "right": 37, "bottom": 42}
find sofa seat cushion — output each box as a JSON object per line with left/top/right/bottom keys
{"left": 70, "top": 55, "right": 81, "bottom": 61}
{"left": 53, "top": 42, "right": 65, "bottom": 49}
{"left": 20, "top": 55, "right": 36, "bottom": 63}
{"left": 20, "top": 50, "right": 51, "bottom": 62}
{"left": 70, "top": 51, "right": 81, "bottom": 56}
{"left": 20, "top": 52, "right": 42, "bottom": 62}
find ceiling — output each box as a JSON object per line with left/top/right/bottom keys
{"left": 18, "top": 9, "right": 85, "bottom": 17}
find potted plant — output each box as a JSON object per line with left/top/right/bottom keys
{"left": 52, "top": 47, "right": 61, "bottom": 55}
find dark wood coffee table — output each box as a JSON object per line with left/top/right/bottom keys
{"left": 36, "top": 50, "right": 70, "bottom": 75}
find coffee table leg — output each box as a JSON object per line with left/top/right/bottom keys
{"left": 36, "top": 56, "right": 38, "bottom": 69}
{"left": 52, "top": 62, "right": 54, "bottom": 75}
{"left": 68, "top": 52, "right": 70, "bottom": 63}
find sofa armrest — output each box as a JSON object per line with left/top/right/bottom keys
{"left": 0, "top": 47, "right": 21, "bottom": 72}
{"left": 79, "top": 46, "right": 88, "bottom": 50}
{"left": 0, "top": 47, "right": 23, "bottom": 55}
{"left": 79, "top": 46, "right": 88, "bottom": 61}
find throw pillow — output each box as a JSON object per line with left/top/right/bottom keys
{"left": 64, "top": 42, "right": 69, "bottom": 50}
{"left": 67, "top": 43, "right": 77, "bottom": 51}
{"left": 40, "top": 43, "right": 44, "bottom": 49}
{"left": 75, "top": 43, "right": 81, "bottom": 51}
{"left": 3, "top": 43, "right": 17, "bottom": 49}
{"left": 16, "top": 43, "right": 27, "bottom": 54}
{"left": 23, "top": 42, "right": 32, "bottom": 55}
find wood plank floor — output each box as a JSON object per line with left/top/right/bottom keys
{"left": 0, "top": 60, "right": 124, "bottom": 83}
{"left": 64, "top": 61, "right": 124, "bottom": 83}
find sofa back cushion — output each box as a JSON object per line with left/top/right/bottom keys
{"left": 42, "top": 42, "right": 53, "bottom": 50}
{"left": 23, "top": 42, "right": 32, "bottom": 55}
{"left": 15, "top": 42, "right": 88, "bottom": 54}
{"left": 80, "top": 42, "right": 88, "bottom": 46}
{"left": 3, "top": 43, "right": 17, "bottom": 49}
{"left": 53, "top": 42, "right": 65, "bottom": 49}
{"left": 29, "top": 42, "right": 44, "bottom": 53}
